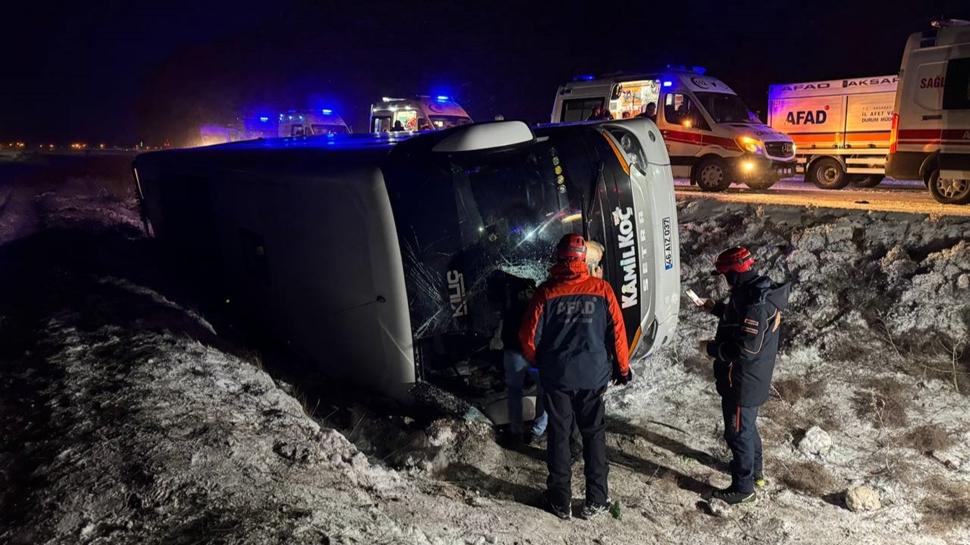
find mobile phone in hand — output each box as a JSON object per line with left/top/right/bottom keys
{"left": 685, "top": 288, "right": 706, "bottom": 307}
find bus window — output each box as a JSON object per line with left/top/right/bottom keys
{"left": 561, "top": 98, "right": 604, "bottom": 122}
{"left": 291, "top": 125, "right": 305, "bottom": 137}
{"left": 430, "top": 115, "right": 473, "bottom": 128}
{"left": 663, "top": 93, "right": 710, "bottom": 130}
{"left": 311, "top": 124, "right": 350, "bottom": 135}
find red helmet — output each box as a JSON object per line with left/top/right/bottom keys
{"left": 714, "top": 246, "right": 755, "bottom": 275}
{"left": 556, "top": 233, "right": 587, "bottom": 262}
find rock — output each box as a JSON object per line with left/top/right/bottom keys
{"left": 706, "top": 498, "right": 733, "bottom": 517}
{"left": 797, "top": 426, "right": 833, "bottom": 456}
{"left": 845, "top": 485, "right": 881, "bottom": 512}
{"left": 931, "top": 450, "right": 963, "bottom": 469}
{"left": 958, "top": 273, "right": 970, "bottom": 290}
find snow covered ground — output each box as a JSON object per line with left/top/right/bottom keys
{"left": 1, "top": 157, "right": 968, "bottom": 544}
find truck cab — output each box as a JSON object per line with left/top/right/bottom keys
{"left": 278, "top": 109, "right": 351, "bottom": 137}
{"left": 552, "top": 69, "right": 796, "bottom": 191}
{"left": 886, "top": 20, "right": 970, "bottom": 204}
{"left": 370, "top": 96, "right": 473, "bottom": 133}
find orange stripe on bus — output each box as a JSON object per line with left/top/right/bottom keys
{"left": 601, "top": 131, "right": 630, "bottom": 176}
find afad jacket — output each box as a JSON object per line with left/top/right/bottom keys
{"left": 707, "top": 275, "right": 791, "bottom": 407}
{"left": 519, "top": 260, "right": 630, "bottom": 391}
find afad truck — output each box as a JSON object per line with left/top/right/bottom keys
{"left": 278, "top": 109, "right": 351, "bottom": 137}
{"left": 768, "top": 76, "right": 897, "bottom": 189}
{"left": 886, "top": 20, "right": 970, "bottom": 204}
{"left": 552, "top": 69, "right": 796, "bottom": 191}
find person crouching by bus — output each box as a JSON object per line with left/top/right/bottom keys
{"left": 519, "top": 234, "right": 632, "bottom": 520}
{"left": 699, "top": 247, "right": 789, "bottom": 505}
{"left": 487, "top": 271, "right": 547, "bottom": 446}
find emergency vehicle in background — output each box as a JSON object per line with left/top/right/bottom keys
{"left": 886, "top": 20, "right": 970, "bottom": 204}
{"left": 369, "top": 96, "right": 473, "bottom": 133}
{"left": 278, "top": 109, "right": 351, "bottom": 137}
{"left": 768, "top": 76, "right": 897, "bottom": 189}
{"left": 552, "top": 69, "right": 796, "bottom": 191}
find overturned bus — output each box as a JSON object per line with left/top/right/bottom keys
{"left": 133, "top": 119, "right": 680, "bottom": 420}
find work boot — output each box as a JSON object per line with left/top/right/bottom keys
{"left": 546, "top": 498, "right": 571, "bottom": 520}
{"left": 524, "top": 430, "right": 546, "bottom": 446}
{"left": 579, "top": 501, "right": 610, "bottom": 520}
{"left": 711, "top": 487, "right": 756, "bottom": 505}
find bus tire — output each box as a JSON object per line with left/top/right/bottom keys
{"left": 849, "top": 175, "right": 884, "bottom": 188}
{"left": 692, "top": 157, "right": 731, "bottom": 192}
{"left": 927, "top": 169, "right": 970, "bottom": 205}
{"left": 807, "top": 158, "right": 850, "bottom": 190}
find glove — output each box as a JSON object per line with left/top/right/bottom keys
{"left": 489, "top": 336, "right": 504, "bottom": 351}
{"left": 613, "top": 367, "right": 634, "bottom": 386}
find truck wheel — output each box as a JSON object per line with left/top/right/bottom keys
{"left": 743, "top": 178, "right": 776, "bottom": 190}
{"left": 927, "top": 169, "right": 970, "bottom": 205}
{"left": 849, "top": 175, "right": 884, "bottom": 188}
{"left": 692, "top": 157, "right": 731, "bottom": 192}
{"left": 808, "top": 158, "right": 850, "bottom": 190}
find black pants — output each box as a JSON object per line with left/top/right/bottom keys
{"left": 720, "top": 398, "right": 763, "bottom": 494}
{"left": 544, "top": 387, "right": 608, "bottom": 507}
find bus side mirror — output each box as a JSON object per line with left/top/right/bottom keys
{"left": 432, "top": 121, "right": 534, "bottom": 153}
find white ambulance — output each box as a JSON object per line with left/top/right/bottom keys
{"left": 886, "top": 20, "right": 970, "bottom": 204}
{"left": 551, "top": 69, "right": 796, "bottom": 191}
{"left": 370, "top": 96, "right": 473, "bottom": 133}
{"left": 278, "top": 109, "right": 351, "bottom": 137}
{"left": 768, "top": 76, "right": 897, "bottom": 189}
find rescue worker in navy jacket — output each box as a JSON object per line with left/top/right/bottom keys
{"left": 700, "top": 246, "right": 789, "bottom": 505}
{"left": 519, "top": 234, "right": 632, "bottom": 520}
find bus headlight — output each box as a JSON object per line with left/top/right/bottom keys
{"left": 737, "top": 135, "right": 764, "bottom": 154}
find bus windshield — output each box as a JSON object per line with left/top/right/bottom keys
{"left": 694, "top": 92, "right": 761, "bottom": 124}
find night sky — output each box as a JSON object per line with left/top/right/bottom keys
{"left": 3, "top": 0, "right": 967, "bottom": 145}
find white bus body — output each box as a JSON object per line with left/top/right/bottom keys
{"left": 278, "top": 110, "right": 351, "bottom": 137}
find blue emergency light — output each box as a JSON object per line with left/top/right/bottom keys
{"left": 259, "top": 116, "right": 269, "bottom": 122}
{"left": 435, "top": 95, "right": 450, "bottom": 102}
{"left": 322, "top": 109, "right": 332, "bottom": 115}
{"left": 663, "top": 80, "right": 673, "bottom": 87}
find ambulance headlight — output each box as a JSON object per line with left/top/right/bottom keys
{"left": 737, "top": 136, "right": 764, "bottom": 154}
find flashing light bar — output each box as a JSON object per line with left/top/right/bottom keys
{"left": 322, "top": 108, "right": 333, "bottom": 115}
{"left": 259, "top": 116, "right": 269, "bottom": 122}
{"left": 662, "top": 80, "right": 673, "bottom": 87}
{"left": 574, "top": 74, "right": 595, "bottom": 81}
{"left": 435, "top": 95, "right": 450, "bottom": 102}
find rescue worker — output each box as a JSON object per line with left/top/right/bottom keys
{"left": 487, "top": 271, "right": 547, "bottom": 445}
{"left": 699, "top": 246, "right": 789, "bottom": 505}
{"left": 519, "top": 234, "right": 632, "bottom": 520}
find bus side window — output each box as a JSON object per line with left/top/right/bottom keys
{"left": 291, "top": 125, "right": 305, "bottom": 137}
{"left": 943, "top": 57, "right": 970, "bottom": 110}
{"left": 663, "top": 93, "right": 709, "bottom": 130}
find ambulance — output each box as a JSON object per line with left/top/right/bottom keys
{"left": 278, "top": 109, "right": 351, "bottom": 137}
{"left": 768, "top": 76, "right": 897, "bottom": 189}
{"left": 886, "top": 20, "right": 970, "bottom": 204}
{"left": 369, "top": 96, "right": 473, "bottom": 133}
{"left": 552, "top": 69, "right": 796, "bottom": 191}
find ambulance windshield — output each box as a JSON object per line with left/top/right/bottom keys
{"left": 695, "top": 92, "right": 761, "bottom": 124}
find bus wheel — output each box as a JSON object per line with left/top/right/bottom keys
{"left": 808, "top": 158, "right": 850, "bottom": 190}
{"left": 693, "top": 157, "right": 731, "bottom": 192}
{"left": 849, "top": 174, "right": 884, "bottom": 188}
{"left": 743, "top": 178, "right": 776, "bottom": 190}
{"left": 928, "top": 169, "right": 970, "bottom": 205}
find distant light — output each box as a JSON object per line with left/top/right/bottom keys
{"left": 435, "top": 95, "right": 450, "bottom": 102}
{"left": 321, "top": 108, "right": 332, "bottom": 115}
{"left": 662, "top": 80, "right": 673, "bottom": 87}
{"left": 288, "top": 115, "right": 293, "bottom": 120}
{"left": 259, "top": 116, "right": 269, "bottom": 122}
{"left": 691, "top": 66, "right": 707, "bottom": 75}
{"left": 575, "top": 74, "right": 595, "bottom": 81}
